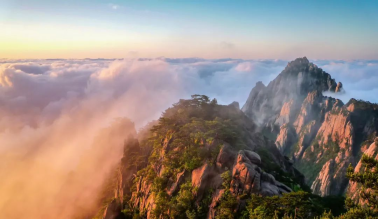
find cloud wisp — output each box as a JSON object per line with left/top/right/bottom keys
{"left": 313, "top": 60, "right": 378, "bottom": 104}
{"left": 109, "top": 3, "right": 120, "bottom": 10}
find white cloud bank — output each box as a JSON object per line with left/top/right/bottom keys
{"left": 313, "top": 60, "right": 378, "bottom": 104}
{"left": 0, "top": 57, "right": 376, "bottom": 217}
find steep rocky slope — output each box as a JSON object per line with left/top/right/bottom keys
{"left": 100, "top": 95, "right": 306, "bottom": 218}
{"left": 242, "top": 57, "right": 378, "bottom": 197}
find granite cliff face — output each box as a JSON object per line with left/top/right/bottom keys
{"left": 242, "top": 57, "right": 378, "bottom": 197}
{"left": 242, "top": 57, "right": 339, "bottom": 126}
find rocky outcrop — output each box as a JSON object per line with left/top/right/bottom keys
{"left": 209, "top": 148, "right": 291, "bottom": 218}
{"left": 311, "top": 159, "right": 335, "bottom": 196}
{"left": 131, "top": 177, "right": 155, "bottom": 219}
{"left": 130, "top": 140, "right": 297, "bottom": 219}
{"left": 191, "top": 164, "right": 223, "bottom": 201}
{"left": 216, "top": 143, "right": 237, "bottom": 169}
{"left": 242, "top": 57, "right": 378, "bottom": 197}
{"left": 114, "top": 136, "right": 145, "bottom": 203}
{"left": 335, "top": 82, "right": 343, "bottom": 93}
{"left": 231, "top": 151, "right": 291, "bottom": 196}
{"left": 208, "top": 189, "right": 225, "bottom": 219}
{"left": 303, "top": 100, "right": 378, "bottom": 196}
{"left": 168, "top": 170, "right": 186, "bottom": 196}
{"left": 275, "top": 124, "right": 296, "bottom": 154}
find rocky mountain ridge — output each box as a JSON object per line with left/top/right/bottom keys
{"left": 96, "top": 57, "right": 378, "bottom": 219}
{"left": 242, "top": 57, "right": 378, "bottom": 197}
{"left": 100, "top": 95, "right": 307, "bottom": 219}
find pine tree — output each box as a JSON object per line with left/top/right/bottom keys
{"left": 340, "top": 154, "right": 378, "bottom": 218}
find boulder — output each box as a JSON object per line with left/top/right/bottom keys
{"left": 192, "top": 164, "right": 223, "bottom": 201}
{"left": 244, "top": 150, "right": 261, "bottom": 165}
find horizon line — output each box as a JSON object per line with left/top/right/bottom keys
{"left": 1, "top": 57, "right": 378, "bottom": 62}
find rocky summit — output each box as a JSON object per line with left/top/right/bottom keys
{"left": 242, "top": 57, "right": 378, "bottom": 197}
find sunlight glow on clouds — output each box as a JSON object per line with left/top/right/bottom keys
{"left": 0, "top": 57, "right": 377, "bottom": 217}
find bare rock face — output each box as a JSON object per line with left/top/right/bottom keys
{"left": 208, "top": 189, "right": 225, "bottom": 219}
{"left": 276, "top": 124, "right": 296, "bottom": 154}
{"left": 335, "top": 82, "right": 343, "bottom": 92}
{"left": 168, "top": 170, "right": 186, "bottom": 196}
{"left": 311, "top": 159, "right": 335, "bottom": 196}
{"left": 242, "top": 57, "right": 339, "bottom": 126}
{"left": 113, "top": 136, "right": 146, "bottom": 204}
{"left": 216, "top": 143, "right": 237, "bottom": 169}
{"left": 275, "top": 100, "right": 297, "bottom": 126}
{"left": 192, "top": 164, "right": 223, "bottom": 201}
{"left": 316, "top": 110, "right": 353, "bottom": 152}
{"left": 242, "top": 57, "right": 378, "bottom": 197}
{"left": 131, "top": 177, "right": 155, "bottom": 219}
{"left": 293, "top": 90, "right": 323, "bottom": 134}
{"left": 304, "top": 100, "right": 378, "bottom": 196}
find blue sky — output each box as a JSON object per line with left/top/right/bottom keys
{"left": 0, "top": 0, "right": 377, "bottom": 59}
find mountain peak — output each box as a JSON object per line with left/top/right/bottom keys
{"left": 294, "top": 56, "right": 309, "bottom": 64}
{"left": 285, "top": 57, "right": 310, "bottom": 68}
{"left": 242, "top": 57, "right": 342, "bottom": 124}
{"left": 255, "top": 81, "right": 266, "bottom": 89}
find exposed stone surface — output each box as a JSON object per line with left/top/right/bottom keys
{"left": 244, "top": 150, "right": 262, "bottom": 165}
{"left": 130, "top": 141, "right": 296, "bottom": 218}
{"left": 192, "top": 164, "right": 223, "bottom": 201}
{"left": 208, "top": 189, "right": 225, "bottom": 219}
{"left": 242, "top": 57, "right": 339, "bottom": 126}
{"left": 275, "top": 100, "right": 296, "bottom": 126}
{"left": 311, "top": 159, "right": 335, "bottom": 196}
{"left": 335, "top": 82, "right": 343, "bottom": 92}
{"left": 216, "top": 143, "right": 237, "bottom": 169}
{"left": 131, "top": 177, "right": 155, "bottom": 219}
{"left": 168, "top": 170, "right": 186, "bottom": 196}
{"left": 242, "top": 57, "right": 378, "bottom": 197}
{"left": 275, "top": 124, "right": 296, "bottom": 154}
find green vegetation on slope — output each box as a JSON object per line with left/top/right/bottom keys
{"left": 99, "top": 95, "right": 349, "bottom": 219}
{"left": 132, "top": 95, "right": 250, "bottom": 218}
{"left": 297, "top": 135, "right": 343, "bottom": 185}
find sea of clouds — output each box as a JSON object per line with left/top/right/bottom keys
{"left": 0, "top": 57, "right": 377, "bottom": 217}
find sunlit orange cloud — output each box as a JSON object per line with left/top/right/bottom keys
{"left": 0, "top": 59, "right": 189, "bottom": 218}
